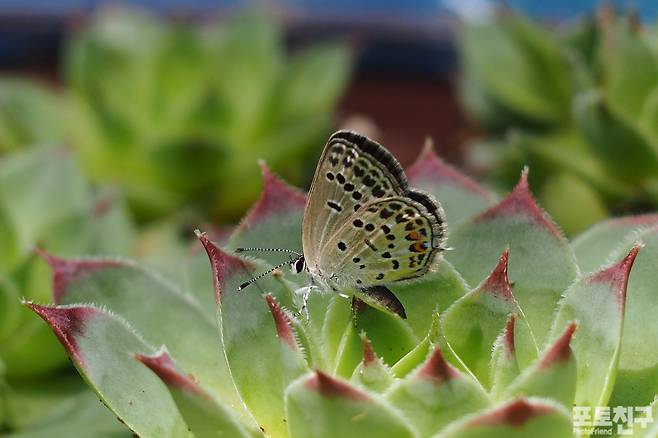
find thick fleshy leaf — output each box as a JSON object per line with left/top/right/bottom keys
{"left": 407, "top": 141, "right": 496, "bottom": 231}
{"left": 603, "top": 20, "right": 658, "bottom": 121}
{"left": 318, "top": 294, "right": 359, "bottom": 376}
{"left": 574, "top": 90, "right": 658, "bottom": 182}
{"left": 606, "top": 227, "right": 658, "bottom": 407}
{"left": 489, "top": 314, "right": 520, "bottom": 400}
{"left": 285, "top": 371, "right": 415, "bottom": 438}
{"left": 572, "top": 214, "right": 658, "bottom": 274}
{"left": 630, "top": 397, "right": 657, "bottom": 437}
{"left": 227, "top": 163, "right": 306, "bottom": 267}
{"left": 42, "top": 251, "right": 251, "bottom": 425}
{"left": 438, "top": 398, "right": 572, "bottom": 438}
{"left": 391, "top": 312, "right": 441, "bottom": 378}
{"left": 137, "top": 348, "right": 259, "bottom": 438}
{"left": 25, "top": 303, "right": 191, "bottom": 437}
{"left": 350, "top": 334, "right": 394, "bottom": 393}
{"left": 549, "top": 245, "right": 640, "bottom": 408}
{"left": 504, "top": 323, "right": 577, "bottom": 406}
{"left": 200, "top": 233, "right": 306, "bottom": 438}
{"left": 386, "top": 346, "right": 490, "bottom": 436}
{"left": 446, "top": 170, "right": 577, "bottom": 352}
{"left": 442, "top": 249, "right": 534, "bottom": 386}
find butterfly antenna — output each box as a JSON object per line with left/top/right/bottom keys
{"left": 235, "top": 247, "right": 301, "bottom": 257}
{"left": 237, "top": 258, "right": 298, "bottom": 291}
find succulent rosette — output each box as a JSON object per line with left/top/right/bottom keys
{"left": 26, "top": 144, "right": 658, "bottom": 437}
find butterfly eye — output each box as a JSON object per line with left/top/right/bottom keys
{"left": 292, "top": 257, "right": 306, "bottom": 274}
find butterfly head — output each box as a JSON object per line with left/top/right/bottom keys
{"left": 291, "top": 255, "right": 306, "bottom": 274}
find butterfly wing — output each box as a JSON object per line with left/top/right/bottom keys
{"left": 319, "top": 191, "right": 446, "bottom": 286}
{"left": 302, "top": 130, "right": 408, "bottom": 270}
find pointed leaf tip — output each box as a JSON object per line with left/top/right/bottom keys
{"left": 588, "top": 243, "right": 641, "bottom": 310}
{"left": 265, "top": 294, "right": 298, "bottom": 351}
{"left": 407, "top": 140, "right": 493, "bottom": 198}
{"left": 504, "top": 314, "right": 517, "bottom": 356}
{"left": 196, "top": 231, "right": 251, "bottom": 303}
{"left": 23, "top": 302, "right": 94, "bottom": 367}
{"left": 238, "top": 162, "right": 306, "bottom": 230}
{"left": 475, "top": 169, "right": 562, "bottom": 238}
{"left": 360, "top": 333, "right": 376, "bottom": 367}
{"left": 305, "top": 370, "right": 368, "bottom": 401}
{"left": 480, "top": 248, "right": 514, "bottom": 300}
{"left": 34, "top": 249, "right": 126, "bottom": 304}
{"left": 136, "top": 348, "right": 205, "bottom": 398}
{"left": 469, "top": 398, "right": 555, "bottom": 428}
{"left": 417, "top": 346, "right": 458, "bottom": 384}
{"left": 540, "top": 323, "right": 577, "bottom": 369}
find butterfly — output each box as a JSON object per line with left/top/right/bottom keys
{"left": 237, "top": 130, "right": 447, "bottom": 319}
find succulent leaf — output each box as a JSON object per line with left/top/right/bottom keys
{"left": 137, "top": 348, "right": 260, "bottom": 438}
{"left": 407, "top": 141, "right": 497, "bottom": 231}
{"left": 350, "top": 334, "right": 395, "bottom": 393}
{"left": 447, "top": 170, "right": 578, "bottom": 357}
{"left": 442, "top": 248, "right": 534, "bottom": 387}
{"left": 438, "top": 397, "right": 573, "bottom": 438}
{"left": 550, "top": 245, "right": 640, "bottom": 408}
{"left": 285, "top": 371, "right": 416, "bottom": 438}
{"left": 25, "top": 302, "right": 191, "bottom": 437}
{"left": 385, "top": 346, "right": 490, "bottom": 437}
{"left": 489, "top": 314, "right": 520, "bottom": 400}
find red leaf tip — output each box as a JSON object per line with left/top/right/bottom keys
{"left": 469, "top": 398, "right": 555, "bottom": 428}
{"left": 480, "top": 247, "right": 515, "bottom": 300}
{"left": 503, "top": 313, "right": 516, "bottom": 357}
{"left": 407, "top": 139, "right": 493, "bottom": 198}
{"left": 475, "top": 169, "right": 563, "bottom": 239}
{"left": 136, "top": 348, "right": 206, "bottom": 397}
{"left": 238, "top": 162, "right": 306, "bottom": 230}
{"left": 360, "top": 333, "right": 376, "bottom": 367}
{"left": 587, "top": 243, "right": 641, "bottom": 311}
{"left": 417, "top": 346, "right": 458, "bottom": 384}
{"left": 196, "top": 230, "right": 251, "bottom": 304}
{"left": 540, "top": 323, "right": 577, "bottom": 369}
{"left": 24, "top": 302, "right": 94, "bottom": 368}
{"left": 265, "top": 294, "right": 298, "bottom": 351}
{"left": 34, "top": 249, "right": 126, "bottom": 304}
{"left": 305, "top": 370, "right": 368, "bottom": 401}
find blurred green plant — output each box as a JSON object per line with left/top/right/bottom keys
{"left": 459, "top": 8, "right": 658, "bottom": 235}
{"left": 66, "top": 7, "right": 351, "bottom": 223}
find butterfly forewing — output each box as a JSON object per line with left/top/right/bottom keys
{"left": 302, "top": 131, "right": 408, "bottom": 269}
{"left": 319, "top": 192, "right": 445, "bottom": 286}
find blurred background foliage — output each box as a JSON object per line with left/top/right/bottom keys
{"left": 460, "top": 7, "right": 658, "bottom": 235}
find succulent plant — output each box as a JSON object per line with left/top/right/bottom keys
{"left": 458, "top": 8, "right": 658, "bottom": 236}
{"left": 0, "top": 147, "right": 136, "bottom": 433}
{"left": 66, "top": 7, "right": 351, "bottom": 222}
{"left": 23, "top": 138, "right": 658, "bottom": 437}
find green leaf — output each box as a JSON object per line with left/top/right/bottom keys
{"left": 571, "top": 214, "right": 658, "bottom": 274}
{"left": 199, "top": 233, "right": 306, "bottom": 438}
{"left": 574, "top": 90, "right": 658, "bottom": 182}
{"left": 350, "top": 334, "right": 394, "bottom": 393}
{"left": 549, "top": 245, "right": 640, "bottom": 408}
{"left": 606, "top": 228, "right": 658, "bottom": 407}
{"left": 227, "top": 163, "right": 306, "bottom": 268}
{"left": 489, "top": 315, "right": 520, "bottom": 400}
{"left": 439, "top": 398, "right": 573, "bottom": 438}
{"left": 446, "top": 171, "right": 577, "bottom": 356}
{"left": 602, "top": 20, "right": 658, "bottom": 121}
{"left": 630, "top": 397, "right": 657, "bottom": 437}
{"left": 504, "top": 323, "right": 577, "bottom": 406}
{"left": 285, "top": 371, "right": 415, "bottom": 438}
{"left": 25, "top": 303, "right": 192, "bottom": 437}
{"left": 442, "top": 249, "right": 534, "bottom": 387}
{"left": 386, "top": 346, "right": 490, "bottom": 436}
{"left": 407, "top": 141, "right": 497, "bottom": 233}
{"left": 138, "top": 348, "right": 260, "bottom": 438}
{"left": 47, "top": 253, "right": 251, "bottom": 425}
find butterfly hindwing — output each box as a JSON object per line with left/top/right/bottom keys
{"left": 319, "top": 192, "right": 446, "bottom": 287}
{"left": 302, "top": 131, "right": 408, "bottom": 269}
